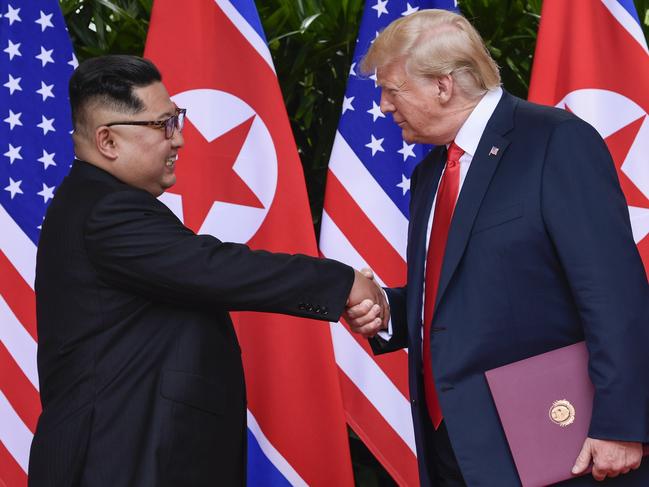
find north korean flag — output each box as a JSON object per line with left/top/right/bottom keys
{"left": 529, "top": 0, "right": 649, "bottom": 278}
{"left": 144, "top": 1, "right": 354, "bottom": 484}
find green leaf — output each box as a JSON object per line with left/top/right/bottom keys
{"left": 300, "top": 13, "right": 322, "bottom": 31}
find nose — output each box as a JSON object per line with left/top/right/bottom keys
{"left": 379, "top": 91, "right": 395, "bottom": 114}
{"left": 171, "top": 128, "right": 184, "bottom": 149}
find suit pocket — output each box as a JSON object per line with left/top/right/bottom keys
{"left": 472, "top": 203, "right": 523, "bottom": 234}
{"left": 160, "top": 369, "right": 225, "bottom": 415}
{"left": 159, "top": 370, "right": 245, "bottom": 486}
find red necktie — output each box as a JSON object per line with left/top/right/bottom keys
{"left": 422, "top": 142, "right": 464, "bottom": 429}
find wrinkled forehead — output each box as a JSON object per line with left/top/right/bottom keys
{"left": 376, "top": 59, "right": 411, "bottom": 87}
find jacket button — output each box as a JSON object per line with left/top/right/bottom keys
{"left": 411, "top": 398, "right": 417, "bottom": 406}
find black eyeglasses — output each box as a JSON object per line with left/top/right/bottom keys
{"left": 105, "top": 107, "right": 187, "bottom": 139}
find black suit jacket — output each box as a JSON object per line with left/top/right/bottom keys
{"left": 28, "top": 160, "right": 354, "bottom": 487}
{"left": 372, "top": 92, "right": 649, "bottom": 486}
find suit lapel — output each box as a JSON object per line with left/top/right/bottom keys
{"left": 434, "top": 92, "right": 517, "bottom": 312}
{"left": 408, "top": 147, "right": 445, "bottom": 335}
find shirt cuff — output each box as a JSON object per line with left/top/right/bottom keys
{"left": 376, "top": 288, "right": 393, "bottom": 340}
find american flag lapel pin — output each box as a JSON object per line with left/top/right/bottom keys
{"left": 489, "top": 146, "right": 499, "bottom": 156}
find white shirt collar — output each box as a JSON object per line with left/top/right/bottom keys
{"left": 454, "top": 87, "right": 503, "bottom": 157}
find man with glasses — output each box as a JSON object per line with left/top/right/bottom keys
{"left": 28, "top": 55, "right": 386, "bottom": 487}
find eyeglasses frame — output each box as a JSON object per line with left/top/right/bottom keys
{"left": 104, "top": 107, "right": 187, "bottom": 139}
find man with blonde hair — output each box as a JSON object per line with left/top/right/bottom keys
{"left": 346, "top": 9, "right": 649, "bottom": 486}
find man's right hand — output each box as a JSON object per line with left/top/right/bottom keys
{"left": 343, "top": 269, "right": 389, "bottom": 337}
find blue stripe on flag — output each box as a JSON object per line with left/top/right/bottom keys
{"left": 229, "top": 0, "right": 268, "bottom": 42}
{"left": 246, "top": 428, "right": 293, "bottom": 487}
{"left": 616, "top": 0, "right": 641, "bottom": 23}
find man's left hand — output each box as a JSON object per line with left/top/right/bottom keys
{"left": 572, "top": 437, "right": 643, "bottom": 481}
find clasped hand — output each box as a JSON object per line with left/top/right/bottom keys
{"left": 344, "top": 268, "right": 389, "bottom": 337}
{"left": 572, "top": 437, "right": 643, "bottom": 481}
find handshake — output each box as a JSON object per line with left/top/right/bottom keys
{"left": 343, "top": 269, "right": 390, "bottom": 338}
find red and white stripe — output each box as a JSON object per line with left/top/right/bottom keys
{"left": 0, "top": 205, "right": 40, "bottom": 487}
{"left": 321, "top": 131, "right": 420, "bottom": 486}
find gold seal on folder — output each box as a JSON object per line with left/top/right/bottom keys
{"left": 549, "top": 399, "right": 575, "bottom": 427}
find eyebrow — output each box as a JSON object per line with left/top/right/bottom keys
{"left": 156, "top": 110, "right": 174, "bottom": 119}
{"left": 380, "top": 79, "right": 406, "bottom": 91}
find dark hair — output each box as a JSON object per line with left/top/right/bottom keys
{"left": 69, "top": 55, "right": 162, "bottom": 130}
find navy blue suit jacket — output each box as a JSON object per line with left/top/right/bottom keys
{"left": 372, "top": 92, "right": 649, "bottom": 486}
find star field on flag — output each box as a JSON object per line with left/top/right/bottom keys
{"left": 1, "top": 1, "right": 76, "bottom": 245}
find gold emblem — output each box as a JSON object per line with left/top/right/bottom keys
{"left": 549, "top": 399, "right": 575, "bottom": 427}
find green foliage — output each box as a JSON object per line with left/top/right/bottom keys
{"left": 256, "top": 0, "right": 364, "bottom": 225}
{"left": 60, "top": 0, "right": 152, "bottom": 60}
{"left": 459, "top": 0, "right": 541, "bottom": 98}
{"left": 637, "top": 0, "right": 649, "bottom": 41}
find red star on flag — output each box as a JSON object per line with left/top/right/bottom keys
{"left": 170, "top": 115, "right": 264, "bottom": 232}
{"left": 602, "top": 113, "right": 649, "bottom": 273}
{"left": 563, "top": 105, "right": 649, "bottom": 274}
{"left": 602, "top": 114, "right": 649, "bottom": 209}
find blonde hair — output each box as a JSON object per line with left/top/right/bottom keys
{"left": 361, "top": 9, "right": 501, "bottom": 99}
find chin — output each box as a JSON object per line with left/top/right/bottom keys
{"left": 162, "top": 176, "right": 177, "bottom": 189}
{"left": 402, "top": 133, "right": 417, "bottom": 144}
{"left": 404, "top": 132, "right": 434, "bottom": 145}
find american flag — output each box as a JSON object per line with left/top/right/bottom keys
{"left": 0, "top": 0, "right": 76, "bottom": 484}
{"left": 319, "top": 1, "right": 456, "bottom": 485}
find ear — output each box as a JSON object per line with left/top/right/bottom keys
{"left": 436, "top": 74, "right": 454, "bottom": 104}
{"left": 95, "top": 126, "right": 119, "bottom": 160}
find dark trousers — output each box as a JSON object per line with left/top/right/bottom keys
{"left": 423, "top": 419, "right": 467, "bottom": 487}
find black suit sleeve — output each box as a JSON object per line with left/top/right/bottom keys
{"left": 84, "top": 188, "right": 354, "bottom": 321}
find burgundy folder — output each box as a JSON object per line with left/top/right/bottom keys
{"left": 486, "top": 342, "right": 648, "bottom": 487}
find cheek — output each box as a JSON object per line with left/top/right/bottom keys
{"left": 145, "top": 142, "right": 171, "bottom": 167}
{"left": 398, "top": 98, "right": 421, "bottom": 118}
{"left": 400, "top": 109, "right": 422, "bottom": 129}
{"left": 137, "top": 153, "right": 166, "bottom": 181}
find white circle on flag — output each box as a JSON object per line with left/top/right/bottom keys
{"left": 161, "top": 89, "right": 278, "bottom": 244}
{"left": 556, "top": 89, "right": 646, "bottom": 139}
{"left": 557, "top": 89, "right": 649, "bottom": 243}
